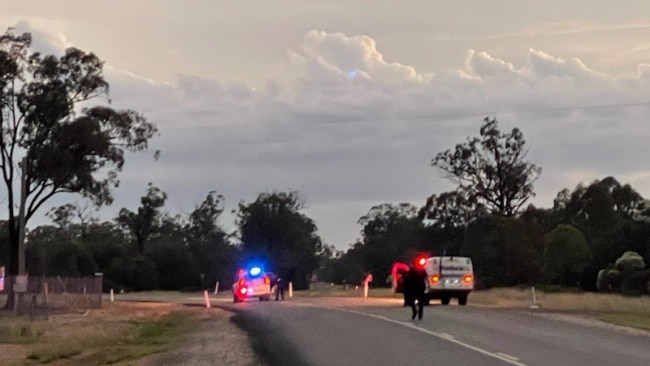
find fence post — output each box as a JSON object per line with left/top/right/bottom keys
{"left": 43, "top": 282, "right": 49, "bottom": 306}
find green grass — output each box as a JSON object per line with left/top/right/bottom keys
{"left": 133, "top": 311, "right": 192, "bottom": 344}
{"left": 105, "top": 311, "right": 199, "bottom": 363}
{"left": 26, "top": 343, "right": 83, "bottom": 363}
{"left": 0, "top": 319, "right": 46, "bottom": 344}
{"left": 1, "top": 307, "right": 205, "bottom": 365}
{"left": 598, "top": 313, "right": 650, "bottom": 332}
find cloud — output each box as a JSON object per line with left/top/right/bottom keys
{"left": 11, "top": 19, "right": 71, "bottom": 56}
{"left": 5, "top": 23, "right": 650, "bottom": 248}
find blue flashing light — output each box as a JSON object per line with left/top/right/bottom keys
{"left": 249, "top": 267, "right": 262, "bottom": 276}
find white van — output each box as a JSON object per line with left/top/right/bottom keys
{"left": 423, "top": 256, "right": 474, "bottom": 305}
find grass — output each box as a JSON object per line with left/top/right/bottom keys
{"left": 295, "top": 285, "right": 650, "bottom": 332}
{"left": 26, "top": 343, "right": 83, "bottom": 363}
{"left": 0, "top": 320, "right": 46, "bottom": 344}
{"left": 0, "top": 302, "right": 216, "bottom": 365}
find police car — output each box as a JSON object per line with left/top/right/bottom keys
{"left": 232, "top": 266, "right": 274, "bottom": 303}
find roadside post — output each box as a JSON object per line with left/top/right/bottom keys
{"left": 214, "top": 281, "right": 219, "bottom": 295}
{"left": 289, "top": 282, "right": 293, "bottom": 298}
{"left": 530, "top": 286, "right": 540, "bottom": 308}
{"left": 363, "top": 273, "right": 373, "bottom": 298}
{"left": 110, "top": 288, "right": 114, "bottom": 303}
{"left": 203, "top": 290, "right": 211, "bottom": 308}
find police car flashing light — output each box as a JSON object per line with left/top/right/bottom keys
{"left": 233, "top": 266, "right": 273, "bottom": 303}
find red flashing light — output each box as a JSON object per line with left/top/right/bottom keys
{"left": 264, "top": 276, "right": 270, "bottom": 285}
{"left": 415, "top": 255, "right": 428, "bottom": 269}
{"left": 238, "top": 279, "right": 246, "bottom": 287}
{"left": 430, "top": 275, "right": 440, "bottom": 283}
{"left": 463, "top": 275, "right": 473, "bottom": 284}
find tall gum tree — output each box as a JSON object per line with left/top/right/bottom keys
{"left": 0, "top": 29, "right": 157, "bottom": 308}
{"left": 432, "top": 117, "right": 541, "bottom": 217}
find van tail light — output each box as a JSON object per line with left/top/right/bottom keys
{"left": 430, "top": 275, "right": 440, "bottom": 284}
{"left": 264, "top": 276, "right": 271, "bottom": 285}
{"left": 238, "top": 279, "right": 246, "bottom": 287}
{"left": 463, "top": 275, "right": 473, "bottom": 284}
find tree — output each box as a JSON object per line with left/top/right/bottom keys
{"left": 613, "top": 251, "right": 648, "bottom": 295}
{"left": 432, "top": 117, "right": 541, "bottom": 217}
{"left": 237, "top": 191, "right": 323, "bottom": 290}
{"left": 47, "top": 202, "right": 97, "bottom": 239}
{"left": 26, "top": 225, "right": 97, "bottom": 277}
{"left": 551, "top": 177, "right": 650, "bottom": 278}
{"left": 1, "top": 29, "right": 157, "bottom": 308}
{"left": 462, "top": 215, "right": 543, "bottom": 287}
{"left": 542, "top": 224, "right": 592, "bottom": 286}
{"left": 420, "top": 190, "right": 487, "bottom": 228}
{"left": 117, "top": 183, "right": 167, "bottom": 254}
{"left": 356, "top": 203, "right": 422, "bottom": 286}
{"left": 184, "top": 191, "right": 236, "bottom": 289}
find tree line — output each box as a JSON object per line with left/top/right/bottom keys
{"left": 324, "top": 118, "right": 650, "bottom": 296}
{"left": 0, "top": 189, "right": 324, "bottom": 294}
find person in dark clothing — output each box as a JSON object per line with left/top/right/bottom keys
{"left": 275, "top": 277, "right": 285, "bottom": 301}
{"left": 403, "top": 265, "right": 427, "bottom": 320}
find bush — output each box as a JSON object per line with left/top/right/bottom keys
{"left": 621, "top": 269, "right": 650, "bottom": 296}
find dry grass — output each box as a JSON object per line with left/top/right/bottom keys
{"left": 469, "top": 287, "right": 650, "bottom": 314}
{"left": 0, "top": 302, "right": 230, "bottom": 365}
{"left": 295, "top": 286, "right": 650, "bottom": 331}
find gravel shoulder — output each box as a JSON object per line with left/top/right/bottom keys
{"left": 135, "top": 308, "right": 265, "bottom": 366}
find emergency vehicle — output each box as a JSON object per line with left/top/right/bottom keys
{"left": 392, "top": 255, "right": 474, "bottom": 306}
{"left": 232, "top": 266, "right": 274, "bottom": 303}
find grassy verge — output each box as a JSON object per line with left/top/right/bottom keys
{"left": 0, "top": 302, "right": 218, "bottom": 365}
{"left": 295, "top": 286, "right": 650, "bottom": 332}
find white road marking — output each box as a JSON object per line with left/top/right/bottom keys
{"left": 497, "top": 352, "right": 521, "bottom": 361}
{"left": 338, "top": 308, "right": 528, "bottom": 366}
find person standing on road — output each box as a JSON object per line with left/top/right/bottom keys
{"left": 403, "top": 265, "right": 427, "bottom": 320}
{"left": 275, "top": 277, "right": 285, "bottom": 301}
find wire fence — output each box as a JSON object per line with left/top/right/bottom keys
{"left": 0, "top": 275, "right": 103, "bottom": 318}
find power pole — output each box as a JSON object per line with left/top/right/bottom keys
{"left": 18, "top": 156, "right": 27, "bottom": 275}
{"left": 14, "top": 156, "right": 28, "bottom": 313}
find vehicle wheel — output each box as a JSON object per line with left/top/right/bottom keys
{"left": 233, "top": 295, "right": 239, "bottom": 303}
{"left": 441, "top": 296, "right": 451, "bottom": 305}
{"left": 422, "top": 297, "right": 431, "bottom": 306}
{"left": 458, "top": 294, "right": 468, "bottom": 306}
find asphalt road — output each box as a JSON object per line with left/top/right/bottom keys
{"left": 216, "top": 297, "right": 650, "bottom": 366}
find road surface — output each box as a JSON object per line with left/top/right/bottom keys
{"left": 217, "top": 296, "right": 650, "bottom": 366}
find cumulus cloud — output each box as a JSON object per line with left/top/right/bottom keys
{"left": 4, "top": 22, "right": 650, "bottom": 247}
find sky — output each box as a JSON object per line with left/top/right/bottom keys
{"left": 2, "top": 1, "right": 650, "bottom": 249}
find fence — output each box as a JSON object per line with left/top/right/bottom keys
{"left": 0, "top": 275, "right": 103, "bottom": 317}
